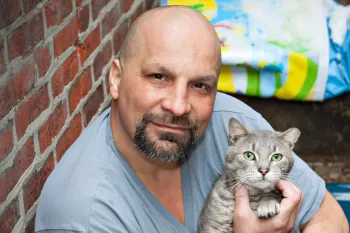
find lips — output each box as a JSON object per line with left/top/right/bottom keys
{"left": 151, "top": 122, "right": 189, "bottom": 134}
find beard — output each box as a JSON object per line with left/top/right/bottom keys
{"left": 133, "top": 113, "right": 198, "bottom": 162}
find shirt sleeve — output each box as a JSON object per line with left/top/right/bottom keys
{"left": 257, "top": 116, "right": 326, "bottom": 231}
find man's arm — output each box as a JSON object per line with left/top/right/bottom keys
{"left": 300, "top": 190, "right": 349, "bottom": 233}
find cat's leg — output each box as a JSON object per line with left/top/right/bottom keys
{"left": 257, "top": 196, "right": 281, "bottom": 219}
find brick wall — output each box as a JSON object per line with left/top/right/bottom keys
{"left": 0, "top": 0, "right": 159, "bottom": 232}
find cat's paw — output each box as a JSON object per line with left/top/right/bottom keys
{"left": 257, "top": 199, "right": 280, "bottom": 219}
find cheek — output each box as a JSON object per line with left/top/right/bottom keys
{"left": 190, "top": 97, "right": 215, "bottom": 136}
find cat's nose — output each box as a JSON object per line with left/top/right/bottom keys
{"left": 258, "top": 169, "right": 269, "bottom": 176}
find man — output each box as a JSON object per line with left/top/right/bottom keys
{"left": 35, "top": 6, "right": 348, "bottom": 233}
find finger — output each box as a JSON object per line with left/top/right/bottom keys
{"left": 234, "top": 185, "right": 254, "bottom": 218}
{"left": 276, "top": 180, "right": 302, "bottom": 215}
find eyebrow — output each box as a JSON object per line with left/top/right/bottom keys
{"left": 142, "top": 62, "right": 218, "bottom": 85}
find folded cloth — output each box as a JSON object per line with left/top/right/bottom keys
{"left": 161, "top": 0, "right": 350, "bottom": 101}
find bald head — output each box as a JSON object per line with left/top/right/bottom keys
{"left": 119, "top": 6, "right": 221, "bottom": 75}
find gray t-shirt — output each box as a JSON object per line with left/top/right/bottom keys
{"left": 35, "top": 93, "right": 325, "bottom": 233}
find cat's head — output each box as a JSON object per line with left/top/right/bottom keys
{"left": 225, "top": 117, "right": 300, "bottom": 191}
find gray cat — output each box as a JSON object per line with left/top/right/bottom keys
{"left": 198, "top": 117, "right": 300, "bottom": 233}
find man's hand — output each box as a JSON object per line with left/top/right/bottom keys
{"left": 233, "top": 180, "right": 303, "bottom": 233}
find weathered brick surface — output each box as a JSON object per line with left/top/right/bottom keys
{"left": 122, "top": 0, "right": 134, "bottom": 12}
{"left": 91, "top": 0, "right": 110, "bottom": 20}
{"left": 0, "top": 1, "right": 157, "bottom": 233}
{"left": 7, "top": 12, "right": 44, "bottom": 61}
{"left": 25, "top": 214, "right": 36, "bottom": 233}
{"left": 53, "top": 17, "right": 79, "bottom": 58}
{"left": 93, "top": 41, "right": 112, "bottom": 80}
{"left": 77, "top": 26, "right": 101, "bottom": 65}
{"left": 45, "top": 0, "right": 73, "bottom": 28}
{"left": 23, "top": 154, "right": 55, "bottom": 211}
{"left": 34, "top": 45, "right": 51, "bottom": 79}
{"left": 83, "top": 84, "right": 104, "bottom": 125}
{"left": 102, "top": 2, "right": 121, "bottom": 37}
{"left": 0, "top": 62, "right": 36, "bottom": 119}
{"left": 0, "top": 137, "right": 35, "bottom": 204}
{"left": 52, "top": 52, "right": 79, "bottom": 98}
{"left": 0, "top": 0, "right": 22, "bottom": 29}
{"left": 38, "top": 103, "right": 67, "bottom": 153}
{"left": 56, "top": 113, "right": 82, "bottom": 161}
{"left": 0, "top": 40, "right": 7, "bottom": 76}
{"left": 0, "top": 199, "right": 20, "bottom": 233}
{"left": 77, "top": 4, "right": 90, "bottom": 33}
{"left": 112, "top": 20, "right": 128, "bottom": 55}
{"left": 69, "top": 68, "right": 92, "bottom": 113}
{"left": 23, "top": 0, "right": 42, "bottom": 13}
{"left": 15, "top": 85, "right": 50, "bottom": 139}
{"left": 0, "top": 121, "right": 13, "bottom": 162}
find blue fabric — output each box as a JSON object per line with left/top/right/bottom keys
{"left": 35, "top": 93, "right": 325, "bottom": 233}
{"left": 325, "top": 17, "right": 350, "bottom": 99}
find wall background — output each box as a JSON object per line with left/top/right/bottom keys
{"left": 0, "top": 0, "right": 158, "bottom": 232}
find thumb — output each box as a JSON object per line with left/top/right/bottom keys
{"left": 234, "top": 185, "right": 253, "bottom": 217}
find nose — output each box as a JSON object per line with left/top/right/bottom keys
{"left": 161, "top": 82, "right": 191, "bottom": 116}
{"left": 258, "top": 169, "right": 269, "bottom": 176}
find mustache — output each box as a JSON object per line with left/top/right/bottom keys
{"left": 141, "top": 113, "right": 197, "bottom": 130}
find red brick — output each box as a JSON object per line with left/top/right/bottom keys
{"left": 131, "top": 4, "right": 143, "bottom": 23}
{"left": 112, "top": 20, "right": 128, "bottom": 55}
{"left": 0, "top": 137, "right": 35, "bottom": 204}
{"left": 45, "top": 0, "right": 73, "bottom": 28}
{"left": 38, "top": 103, "right": 67, "bottom": 153}
{"left": 0, "top": 0, "right": 22, "bottom": 29}
{"left": 8, "top": 12, "right": 44, "bottom": 61}
{"left": 83, "top": 84, "right": 104, "bottom": 126}
{"left": 34, "top": 45, "right": 51, "bottom": 79}
{"left": 77, "top": 26, "right": 100, "bottom": 65}
{"left": 0, "top": 122, "right": 13, "bottom": 161}
{"left": 0, "top": 40, "right": 7, "bottom": 76}
{"left": 91, "top": 0, "right": 109, "bottom": 20}
{"left": 56, "top": 113, "right": 82, "bottom": 161}
{"left": 105, "top": 74, "right": 110, "bottom": 94}
{"left": 23, "top": 155, "right": 54, "bottom": 211}
{"left": 25, "top": 214, "right": 36, "bottom": 233}
{"left": 0, "top": 199, "right": 20, "bottom": 233}
{"left": 102, "top": 2, "right": 121, "bottom": 37}
{"left": 15, "top": 85, "right": 50, "bottom": 139}
{"left": 122, "top": 0, "right": 134, "bottom": 12}
{"left": 77, "top": 4, "right": 90, "bottom": 33}
{"left": 145, "top": 0, "right": 155, "bottom": 10}
{"left": 0, "top": 62, "right": 36, "bottom": 119}
{"left": 23, "top": 0, "right": 42, "bottom": 13}
{"left": 52, "top": 52, "right": 79, "bottom": 98}
{"left": 93, "top": 41, "right": 112, "bottom": 80}
{"left": 68, "top": 68, "right": 92, "bottom": 113}
{"left": 53, "top": 17, "right": 78, "bottom": 58}
{"left": 76, "top": 0, "right": 83, "bottom": 7}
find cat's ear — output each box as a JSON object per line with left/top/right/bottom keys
{"left": 278, "top": 128, "right": 300, "bottom": 149}
{"left": 229, "top": 118, "right": 248, "bottom": 145}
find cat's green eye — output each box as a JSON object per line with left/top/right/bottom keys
{"left": 271, "top": 154, "right": 283, "bottom": 161}
{"left": 243, "top": 152, "right": 256, "bottom": 161}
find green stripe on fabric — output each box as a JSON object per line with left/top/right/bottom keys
{"left": 246, "top": 67, "right": 260, "bottom": 96}
{"left": 294, "top": 58, "right": 318, "bottom": 100}
{"left": 273, "top": 72, "right": 282, "bottom": 95}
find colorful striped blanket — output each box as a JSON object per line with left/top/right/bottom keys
{"left": 161, "top": 0, "right": 350, "bottom": 101}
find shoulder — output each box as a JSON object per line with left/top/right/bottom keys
{"left": 210, "top": 93, "right": 264, "bottom": 132}
{"left": 35, "top": 109, "right": 128, "bottom": 232}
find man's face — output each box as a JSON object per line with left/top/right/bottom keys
{"left": 111, "top": 21, "right": 219, "bottom": 162}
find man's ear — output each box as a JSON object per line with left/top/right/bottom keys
{"left": 109, "top": 59, "right": 122, "bottom": 100}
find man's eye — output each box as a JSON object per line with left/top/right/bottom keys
{"left": 194, "top": 83, "right": 209, "bottom": 91}
{"left": 152, "top": 74, "right": 166, "bottom": 80}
